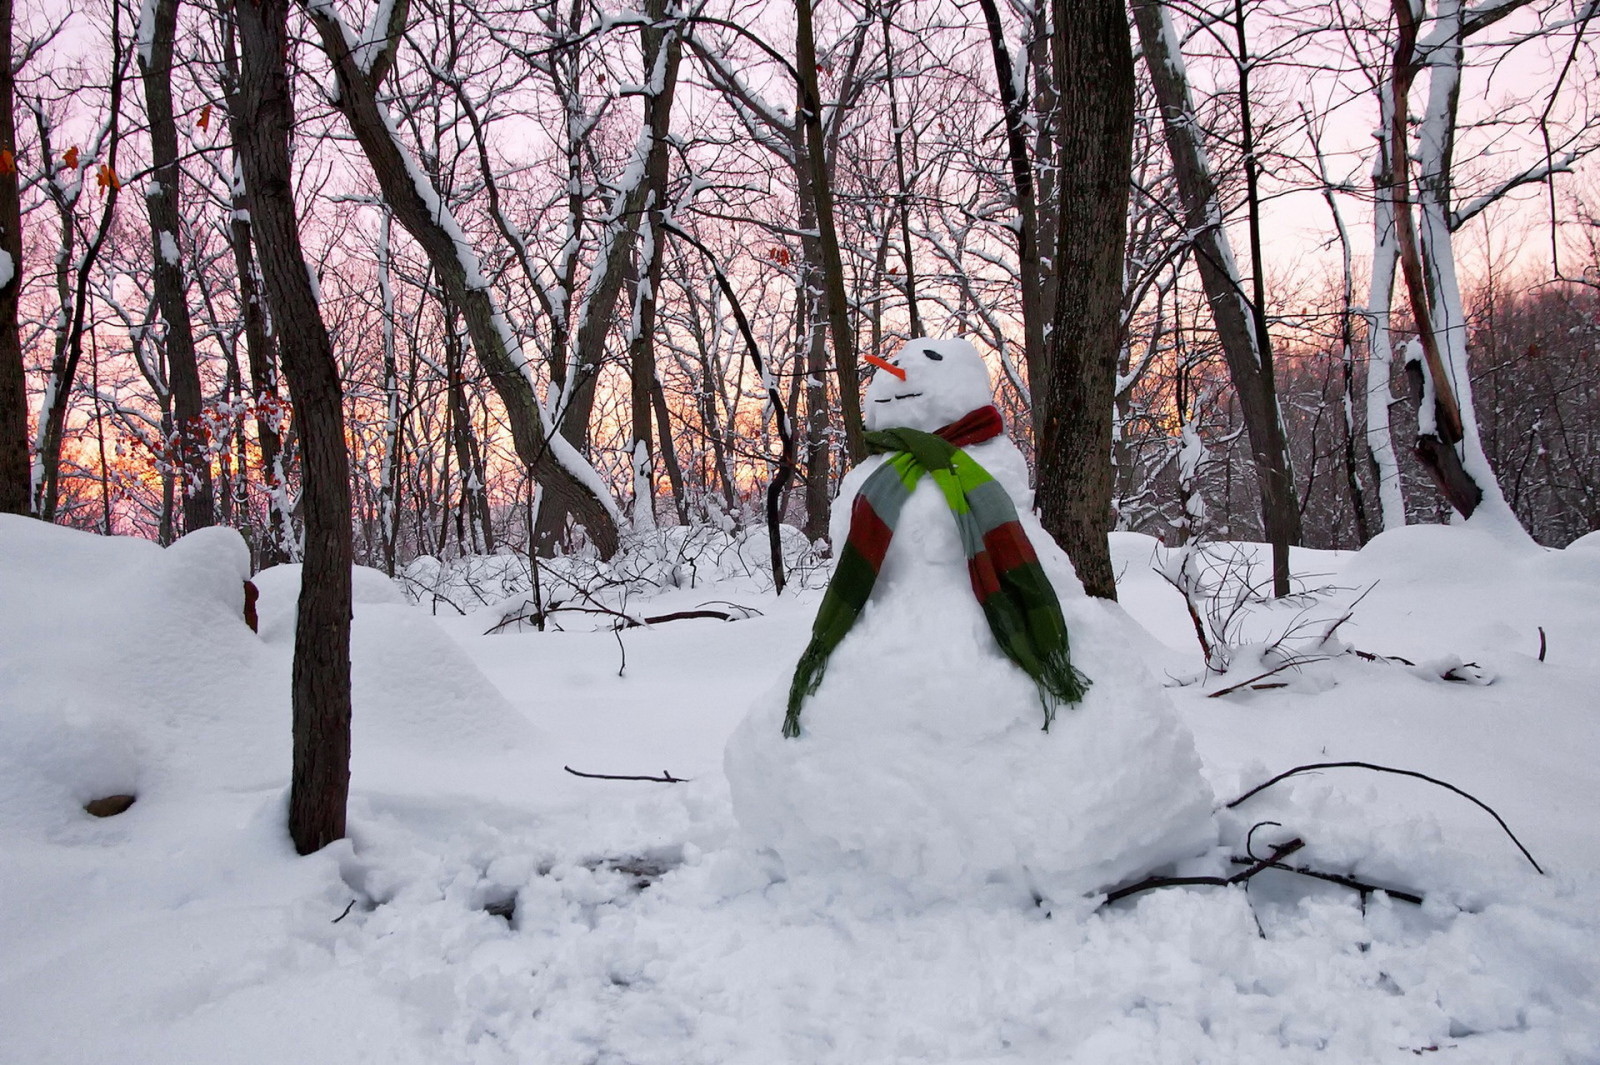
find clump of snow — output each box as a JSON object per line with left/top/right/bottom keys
{"left": 728, "top": 340, "right": 1217, "bottom": 905}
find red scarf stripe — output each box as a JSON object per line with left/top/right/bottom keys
{"left": 968, "top": 553, "right": 1003, "bottom": 600}
{"left": 935, "top": 405, "right": 1004, "bottom": 448}
{"left": 849, "top": 496, "right": 895, "bottom": 571}
{"left": 982, "top": 522, "right": 1038, "bottom": 573}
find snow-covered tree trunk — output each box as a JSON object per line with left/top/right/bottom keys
{"left": 302, "top": 0, "right": 621, "bottom": 558}
{"left": 537, "top": 3, "right": 684, "bottom": 547}
{"left": 218, "top": 18, "right": 294, "bottom": 563}
{"left": 1310, "top": 122, "right": 1373, "bottom": 544}
{"left": 1402, "top": 0, "right": 1528, "bottom": 537}
{"left": 1363, "top": 79, "right": 1409, "bottom": 533}
{"left": 795, "top": 0, "right": 866, "bottom": 464}
{"left": 974, "top": 0, "right": 1046, "bottom": 432}
{"left": 1131, "top": 0, "right": 1303, "bottom": 595}
{"left": 623, "top": 0, "right": 683, "bottom": 533}
{"left": 376, "top": 209, "right": 402, "bottom": 575}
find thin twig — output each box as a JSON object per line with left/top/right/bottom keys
{"left": 331, "top": 900, "right": 356, "bottom": 923}
{"left": 1227, "top": 857, "right": 1424, "bottom": 905}
{"left": 1538, "top": 626, "right": 1547, "bottom": 662}
{"left": 563, "top": 766, "right": 690, "bottom": 783}
{"left": 1352, "top": 649, "right": 1416, "bottom": 666}
{"left": 1207, "top": 659, "right": 1308, "bottom": 698}
{"left": 1317, "top": 582, "right": 1379, "bottom": 644}
{"left": 1227, "top": 761, "right": 1544, "bottom": 874}
{"left": 1102, "top": 839, "right": 1305, "bottom": 905}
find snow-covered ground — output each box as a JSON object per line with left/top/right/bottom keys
{"left": 3, "top": 513, "right": 1598, "bottom": 1063}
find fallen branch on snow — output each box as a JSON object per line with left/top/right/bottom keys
{"left": 563, "top": 765, "right": 690, "bottom": 783}
{"left": 1227, "top": 760, "right": 1544, "bottom": 875}
{"left": 1102, "top": 838, "right": 1306, "bottom": 905}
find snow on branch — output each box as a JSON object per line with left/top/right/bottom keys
{"left": 1451, "top": 147, "right": 1590, "bottom": 230}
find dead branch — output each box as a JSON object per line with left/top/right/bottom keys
{"left": 1352, "top": 649, "right": 1416, "bottom": 666}
{"left": 563, "top": 766, "right": 690, "bottom": 783}
{"left": 1226, "top": 856, "right": 1424, "bottom": 905}
{"left": 1102, "top": 838, "right": 1306, "bottom": 905}
{"left": 1226, "top": 761, "right": 1544, "bottom": 874}
{"left": 1206, "top": 659, "right": 1309, "bottom": 698}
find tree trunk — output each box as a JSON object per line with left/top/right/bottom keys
{"left": 140, "top": 0, "right": 214, "bottom": 535}
{"left": 235, "top": 0, "right": 352, "bottom": 856}
{"left": 625, "top": 0, "right": 682, "bottom": 532}
{"left": 1033, "top": 0, "right": 1132, "bottom": 600}
{"left": 301, "top": 0, "right": 620, "bottom": 558}
{"left": 1363, "top": 77, "right": 1408, "bottom": 533}
{"left": 975, "top": 0, "right": 1045, "bottom": 430}
{"left": 221, "top": 12, "right": 292, "bottom": 565}
{"left": 0, "top": 0, "right": 27, "bottom": 516}
{"left": 1131, "top": 0, "right": 1302, "bottom": 594}
{"left": 795, "top": 145, "right": 832, "bottom": 542}
{"left": 796, "top": 0, "right": 865, "bottom": 463}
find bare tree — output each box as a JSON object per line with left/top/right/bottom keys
{"left": 1382, "top": 0, "right": 1588, "bottom": 535}
{"left": 1131, "top": 0, "right": 1302, "bottom": 596}
{"left": 1033, "top": 0, "right": 1135, "bottom": 600}
{"left": 233, "top": 0, "right": 351, "bottom": 855}
{"left": 301, "top": 0, "right": 622, "bottom": 557}
{"left": 29, "top": 8, "right": 129, "bottom": 523}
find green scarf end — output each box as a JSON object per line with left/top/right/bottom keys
{"left": 784, "top": 639, "right": 829, "bottom": 738}
{"left": 1036, "top": 649, "right": 1092, "bottom": 732}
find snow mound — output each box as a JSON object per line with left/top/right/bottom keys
{"left": 251, "top": 563, "right": 537, "bottom": 760}
{"left": 1333, "top": 522, "right": 1600, "bottom": 667}
{"left": 0, "top": 517, "right": 272, "bottom": 834}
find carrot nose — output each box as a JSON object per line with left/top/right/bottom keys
{"left": 864, "top": 353, "right": 907, "bottom": 381}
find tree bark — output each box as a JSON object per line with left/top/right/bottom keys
{"left": 0, "top": 0, "right": 28, "bottom": 515}
{"left": 1033, "top": 0, "right": 1132, "bottom": 600}
{"left": 140, "top": 0, "right": 214, "bottom": 534}
{"left": 234, "top": 0, "right": 352, "bottom": 855}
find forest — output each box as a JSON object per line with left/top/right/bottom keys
{"left": 2, "top": 0, "right": 1597, "bottom": 575}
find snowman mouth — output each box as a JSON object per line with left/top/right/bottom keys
{"left": 873, "top": 392, "right": 924, "bottom": 403}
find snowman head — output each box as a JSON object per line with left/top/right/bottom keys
{"left": 864, "top": 338, "right": 995, "bottom": 433}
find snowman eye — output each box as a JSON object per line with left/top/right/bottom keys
{"left": 922, "top": 348, "right": 943, "bottom": 361}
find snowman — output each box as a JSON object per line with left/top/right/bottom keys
{"left": 724, "top": 338, "right": 1216, "bottom": 907}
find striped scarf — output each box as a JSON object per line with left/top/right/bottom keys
{"left": 783, "top": 405, "right": 1089, "bottom": 738}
